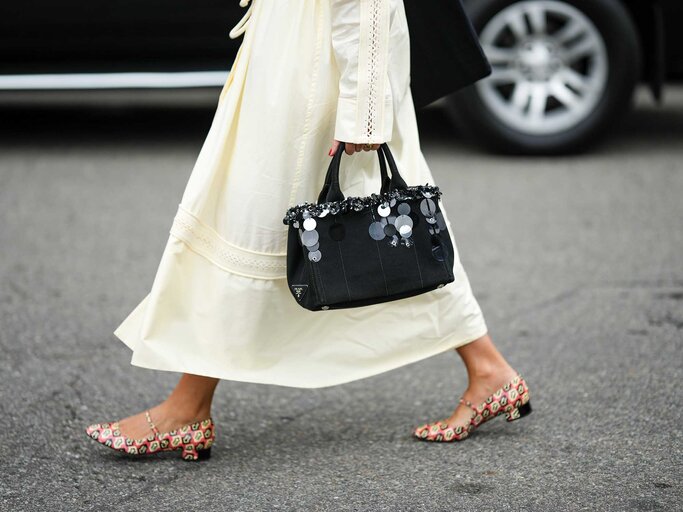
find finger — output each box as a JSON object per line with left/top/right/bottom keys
{"left": 330, "top": 140, "right": 341, "bottom": 156}
{"left": 355, "top": 144, "right": 362, "bottom": 153}
{"left": 345, "top": 143, "right": 355, "bottom": 155}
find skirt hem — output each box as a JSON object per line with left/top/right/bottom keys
{"left": 114, "top": 324, "right": 488, "bottom": 389}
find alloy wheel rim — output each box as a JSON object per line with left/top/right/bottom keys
{"left": 476, "top": 0, "right": 609, "bottom": 135}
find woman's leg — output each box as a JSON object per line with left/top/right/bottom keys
{"left": 115, "top": 373, "right": 219, "bottom": 439}
{"left": 441, "top": 334, "right": 519, "bottom": 427}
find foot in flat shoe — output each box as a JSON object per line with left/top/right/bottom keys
{"left": 414, "top": 369, "right": 530, "bottom": 442}
{"left": 85, "top": 406, "right": 216, "bottom": 461}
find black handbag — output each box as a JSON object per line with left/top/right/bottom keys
{"left": 282, "top": 143, "right": 455, "bottom": 311}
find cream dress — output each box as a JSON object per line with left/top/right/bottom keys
{"left": 114, "top": 0, "right": 488, "bottom": 388}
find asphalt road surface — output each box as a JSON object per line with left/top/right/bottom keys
{"left": 1, "top": 87, "right": 681, "bottom": 511}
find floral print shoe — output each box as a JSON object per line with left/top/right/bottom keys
{"left": 86, "top": 410, "right": 215, "bottom": 461}
{"left": 413, "top": 374, "right": 531, "bottom": 442}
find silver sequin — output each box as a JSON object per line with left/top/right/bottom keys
{"left": 308, "top": 250, "right": 322, "bottom": 262}
{"left": 398, "top": 225, "right": 412, "bottom": 238}
{"left": 319, "top": 208, "right": 330, "bottom": 218}
{"left": 426, "top": 216, "right": 437, "bottom": 225}
{"left": 397, "top": 202, "right": 411, "bottom": 215}
{"left": 420, "top": 198, "right": 436, "bottom": 216}
{"left": 394, "top": 214, "right": 413, "bottom": 230}
{"left": 301, "top": 230, "right": 319, "bottom": 247}
{"left": 303, "top": 218, "right": 317, "bottom": 231}
{"left": 377, "top": 203, "right": 391, "bottom": 217}
{"left": 369, "top": 222, "right": 386, "bottom": 241}
{"left": 384, "top": 224, "right": 397, "bottom": 237}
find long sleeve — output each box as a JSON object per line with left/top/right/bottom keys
{"left": 331, "top": 0, "right": 395, "bottom": 144}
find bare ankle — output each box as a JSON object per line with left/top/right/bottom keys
{"left": 157, "top": 401, "right": 212, "bottom": 424}
{"left": 468, "top": 360, "right": 513, "bottom": 380}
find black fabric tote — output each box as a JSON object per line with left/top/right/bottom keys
{"left": 282, "top": 143, "right": 455, "bottom": 311}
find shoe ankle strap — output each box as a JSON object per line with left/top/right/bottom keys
{"left": 459, "top": 397, "right": 479, "bottom": 415}
{"left": 145, "top": 410, "right": 161, "bottom": 439}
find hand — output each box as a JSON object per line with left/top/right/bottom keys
{"left": 329, "top": 140, "right": 381, "bottom": 156}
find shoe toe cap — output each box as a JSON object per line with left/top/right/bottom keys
{"left": 85, "top": 423, "right": 103, "bottom": 439}
{"left": 85, "top": 422, "right": 118, "bottom": 440}
{"left": 414, "top": 423, "right": 443, "bottom": 440}
{"left": 413, "top": 424, "right": 430, "bottom": 438}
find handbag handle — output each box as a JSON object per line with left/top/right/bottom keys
{"left": 317, "top": 143, "right": 408, "bottom": 204}
{"left": 317, "top": 143, "right": 391, "bottom": 204}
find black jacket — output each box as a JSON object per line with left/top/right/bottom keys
{"left": 404, "top": 0, "right": 491, "bottom": 108}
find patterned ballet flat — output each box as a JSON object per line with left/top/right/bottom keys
{"left": 413, "top": 374, "right": 531, "bottom": 442}
{"left": 85, "top": 410, "right": 215, "bottom": 461}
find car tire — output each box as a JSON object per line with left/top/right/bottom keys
{"left": 448, "top": 0, "right": 642, "bottom": 155}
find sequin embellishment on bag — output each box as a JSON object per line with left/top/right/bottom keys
{"left": 283, "top": 143, "right": 456, "bottom": 311}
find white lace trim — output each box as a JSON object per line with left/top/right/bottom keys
{"left": 358, "top": 0, "right": 390, "bottom": 143}
{"left": 170, "top": 205, "right": 287, "bottom": 280}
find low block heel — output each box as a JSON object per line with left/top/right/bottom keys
{"left": 182, "top": 446, "right": 212, "bottom": 461}
{"left": 507, "top": 401, "right": 532, "bottom": 422}
{"left": 518, "top": 401, "right": 532, "bottom": 417}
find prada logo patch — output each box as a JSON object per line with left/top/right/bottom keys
{"left": 291, "top": 284, "right": 308, "bottom": 302}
